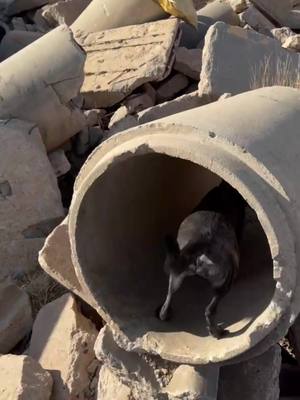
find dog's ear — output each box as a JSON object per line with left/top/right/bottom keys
{"left": 164, "top": 234, "right": 180, "bottom": 258}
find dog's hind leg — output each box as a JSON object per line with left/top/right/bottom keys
{"left": 158, "top": 272, "right": 186, "bottom": 321}
{"left": 205, "top": 289, "right": 229, "bottom": 339}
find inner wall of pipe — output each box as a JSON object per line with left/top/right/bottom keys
{"left": 76, "top": 153, "right": 275, "bottom": 341}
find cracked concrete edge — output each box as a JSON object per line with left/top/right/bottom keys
{"left": 38, "top": 216, "right": 99, "bottom": 310}
{"left": 0, "top": 25, "right": 86, "bottom": 151}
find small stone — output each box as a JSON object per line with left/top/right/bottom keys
{"left": 48, "top": 148, "right": 71, "bottom": 177}
{"left": 0, "top": 282, "right": 32, "bottom": 354}
{"left": 84, "top": 109, "right": 105, "bottom": 127}
{"left": 156, "top": 73, "right": 190, "bottom": 103}
{"left": 174, "top": 47, "right": 202, "bottom": 80}
{"left": 228, "top": 0, "right": 248, "bottom": 13}
{"left": 282, "top": 35, "right": 300, "bottom": 51}
{"left": 163, "top": 364, "right": 217, "bottom": 399}
{"left": 0, "top": 354, "right": 53, "bottom": 400}
{"left": 218, "top": 93, "right": 232, "bottom": 100}
{"left": 124, "top": 91, "right": 155, "bottom": 113}
{"left": 271, "top": 27, "right": 295, "bottom": 45}
{"left": 28, "top": 293, "right": 98, "bottom": 400}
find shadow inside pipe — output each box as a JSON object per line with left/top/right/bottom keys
{"left": 75, "top": 150, "right": 276, "bottom": 358}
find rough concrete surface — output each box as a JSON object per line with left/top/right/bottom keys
{"left": 218, "top": 345, "right": 281, "bottom": 400}
{"left": 0, "top": 25, "right": 86, "bottom": 151}
{"left": 174, "top": 47, "right": 202, "bottom": 80}
{"left": 0, "top": 119, "right": 64, "bottom": 280}
{"left": 95, "top": 325, "right": 161, "bottom": 398}
{"left": 251, "top": 0, "right": 300, "bottom": 29}
{"left": 38, "top": 218, "right": 98, "bottom": 310}
{"left": 1, "top": 0, "right": 47, "bottom": 16}
{"left": 98, "top": 365, "right": 132, "bottom": 400}
{"left": 0, "top": 30, "right": 43, "bottom": 61}
{"left": 0, "top": 282, "right": 32, "bottom": 353}
{"left": 199, "top": 22, "right": 300, "bottom": 100}
{"left": 0, "top": 354, "right": 53, "bottom": 400}
{"left": 157, "top": 73, "right": 190, "bottom": 102}
{"left": 75, "top": 19, "right": 180, "bottom": 108}
{"left": 163, "top": 364, "right": 219, "bottom": 399}
{"left": 28, "top": 293, "right": 98, "bottom": 400}
{"left": 283, "top": 35, "right": 300, "bottom": 52}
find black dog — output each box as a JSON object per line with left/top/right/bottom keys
{"left": 157, "top": 181, "right": 246, "bottom": 339}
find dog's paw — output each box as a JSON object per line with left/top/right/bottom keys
{"left": 209, "top": 326, "right": 229, "bottom": 340}
{"left": 155, "top": 304, "right": 173, "bottom": 321}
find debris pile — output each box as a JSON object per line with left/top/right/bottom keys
{"left": 1, "top": 0, "right": 300, "bottom": 399}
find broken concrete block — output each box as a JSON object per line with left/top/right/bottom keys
{"left": 138, "top": 90, "right": 208, "bottom": 124}
{"left": 38, "top": 218, "right": 98, "bottom": 309}
{"left": 0, "top": 25, "right": 86, "bottom": 151}
{"left": 271, "top": 27, "right": 295, "bottom": 45}
{"left": 0, "top": 119, "right": 64, "bottom": 280}
{"left": 0, "top": 30, "right": 43, "bottom": 62}
{"left": 95, "top": 325, "right": 161, "bottom": 397}
{"left": 0, "top": 282, "right": 32, "bottom": 354}
{"left": 174, "top": 46, "right": 202, "bottom": 80}
{"left": 283, "top": 35, "right": 300, "bottom": 52}
{"left": 164, "top": 364, "right": 219, "bottom": 399}
{"left": 228, "top": 0, "right": 248, "bottom": 13}
{"left": 0, "top": 354, "right": 53, "bottom": 400}
{"left": 109, "top": 106, "right": 131, "bottom": 130}
{"left": 199, "top": 22, "right": 300, "bottom": 100}
{"left": 75, "top": 19, "right": 180, "bottom": 108}
{"left": 218, "top": 345, "right": 281, "bottom": 400}
{"left": 41, "top": 0, "right": 91, "bottom": 28}
{"left": 2, "top": 0, "right": 47, "bottom": 16}
{"left": 98, "top": 365, "right": 132, "bottom": 400}
{"left": 48, "top": 148, "right": 71, "bottom": 177}
{"left": 240, "top": 5, "right": 275, "bottom": 35}
{"left": 157, "top": 73, "right": 190, "bottom": 102}
{"left": 29, "top": 293, "right": 98, "bottom": 400}
{"left": 71, "top": 0, "right": 167, "bottom": 34}
{"left": 251, "top": 0, "right": 300, "bottom": 30}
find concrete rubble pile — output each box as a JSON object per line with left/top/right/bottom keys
{"left": 1, "top": 0, "right": 300, "bottom": 399}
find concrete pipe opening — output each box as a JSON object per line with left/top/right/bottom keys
{"left": 69, "top": 135, "right": 291, "bottom": 364}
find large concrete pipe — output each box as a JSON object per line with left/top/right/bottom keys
{"left": 68, "top": 86, "right": 300, "bottom": 365}
{"left": 71, "top": 0, "right": 167, "bottom": 34}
